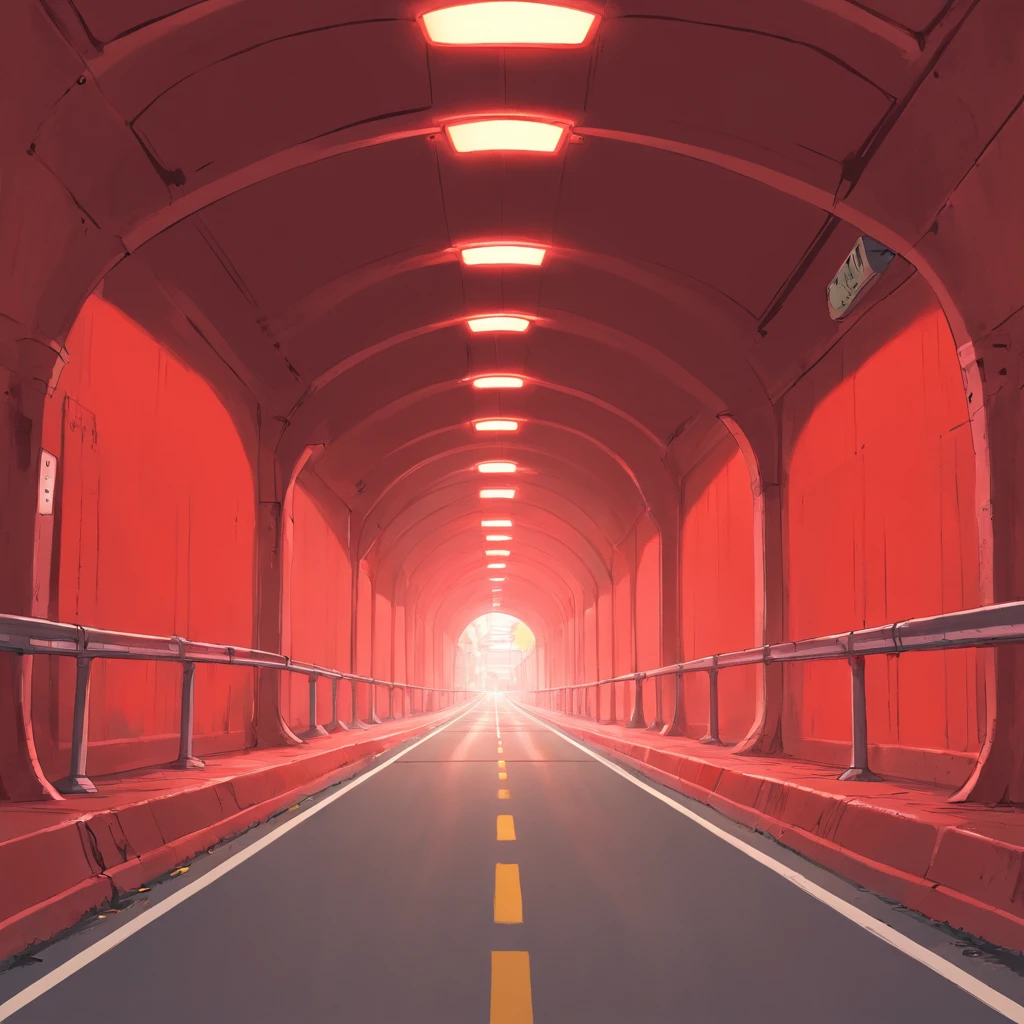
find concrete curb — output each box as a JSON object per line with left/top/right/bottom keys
{"left": 526, "top": 706, "right": 1024, "bottom": 952}
{"left": 0, "top": 708, "right": 460, "bottom": 960}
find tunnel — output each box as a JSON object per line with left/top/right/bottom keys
{"left": 1, "top": 1, "right": 1024, "bottom": 1020}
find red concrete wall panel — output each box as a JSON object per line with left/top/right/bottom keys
{"left": 680, "top": 440, "right": 757, "bottom": 741}
{"left": 36, "top": 296, "right": 255, "bottom": 778}
{"left": 285, "top": 482, "right": 353, "bottom": 730}
{"left": 782, "top": 290, "right": 980, "bottom": 785}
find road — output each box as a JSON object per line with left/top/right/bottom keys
{"left": 1, "top": 696, "right": 1023, "bottom": 1023}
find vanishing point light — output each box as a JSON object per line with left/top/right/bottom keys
{"left": 420, "top": 3, "right": 599, "bottom": 46}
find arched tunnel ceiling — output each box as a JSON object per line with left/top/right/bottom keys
{"left": 31, "top": 0, "right": 971, "bottom": 643}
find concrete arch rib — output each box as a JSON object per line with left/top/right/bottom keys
{"left": 334, "top": 417, "right": 668, "bottom": 523}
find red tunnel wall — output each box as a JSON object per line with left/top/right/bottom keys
{"left": 680, "top": 439, "right": 757, "bottom": 741}
{"left": 781, "top": 278, "right": 981, "bottom": 787}
{"left": 284, "top": 481, "right": 353, "bottom": 731}
{"left": 33, "top": 295, "right": 256, "bottom": 779}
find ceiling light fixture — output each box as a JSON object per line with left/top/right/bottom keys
{"left": 481, "top": 488, "right": 516, "bottom": 499}
{"left": 472, "top": 376, "right": 524, "bottom": 390}
{"left": 445, "top": 118, "right": 567, "bottom": 154}
{"left": 482, "top": 519, "right": 512, "bottom": 527}
{"left": 467, "top": 315, "right": 531, "bottom": 333}
{"left": 489, "top": 576, "right": 506, "bottom": 582}
{"left": 487, "top": 562, "right": 507, "bottom": 569}
{"left": 486, "top": 534, "right": 512, "bottom": 541}
{"left": 420, "top": 3, "right": 599, "bottom": 46}
{"left": 486, "top": 550, "right": 511, "bottom": 557}
{"left": 460, "top": 244, "right": 547, "bottom": 267}
{"left": 475, "top": 419, "right": 519, "bottom": 432}
{"left": 478, "top": 461, "right": 517, "bottom": 474}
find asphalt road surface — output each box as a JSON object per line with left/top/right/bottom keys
{"left": 2, "top": 696, "right": 1024, "bottom": 1023}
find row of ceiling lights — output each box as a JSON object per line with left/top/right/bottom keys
{"left": 418, "top": 3, "right": 600, "bottom": 608}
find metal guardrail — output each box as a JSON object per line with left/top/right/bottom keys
{"left": 0, "top": 613, "right": 472, "bottom": 795}
{"left": 514, "top": 600, "right": 1024, "bottom": 782}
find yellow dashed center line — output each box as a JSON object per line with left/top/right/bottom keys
{"left": 490, "top": 708, "right": 533, "bottom": 1023}
{"left": 494, "top": 864, "right": 523, "bottom": 923}
{"left": 490, "top": 951, "right": 533, "bottom": 1024}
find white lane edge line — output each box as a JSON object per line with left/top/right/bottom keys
{"left": 509, "top": 698, "right": 1024, "bottom": 1023}
{"left": 0, "top": 698, "right": 485, "bottom": 1021}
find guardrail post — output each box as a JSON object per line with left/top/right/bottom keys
{"left": 839, "top": 656, "right": 880, "bottom": 782}
{"left": 647, "top": 673, "right": 665, "bottom": 731}
{"left": 327, "top": 677, "right": 349, "bottom": 732}
{"left": 55, "top": 656, "right": 98, "bottom": 794}
{"left": 700, "top": 659, "right": 722, "bottom": 745}
{"left": 367, "top": 681, "right": 384, "bottom": 725}
{"left": 301, "top": 673, "right": 329, "bottom": 739}
{"left": 591, "top": 683, "right": 598, "bottom": 720}
{"left": 627, "top": 673, "right": 646, "bottom": 728}
{"left": 385, "top": 685, "right": 394, "bottom": 721}
{"left": 171, "top": 661, "right": 206, "bottom": 769}
{"left": 662, "top": 671, "right": 685, "bottom": 736}
{"left": 350, "top": 678, "right": 366, "bottom": 729}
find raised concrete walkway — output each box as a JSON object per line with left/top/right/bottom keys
{"left": 0, "top": 706, "right": 462, "bottom": 960}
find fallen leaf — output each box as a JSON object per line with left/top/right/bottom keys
{"left": 169, "top": 866, "right": 190, "bottom": 878}
{"left": 288, "top": 804, "right": 300, "bottom": 812}
{"left": 137, "top": 887, "right": 150, "bottom": 893}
